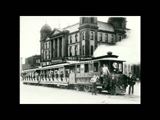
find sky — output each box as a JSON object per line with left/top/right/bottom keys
{"left": 20, "top": 16, "right": 140, "bottom": 64}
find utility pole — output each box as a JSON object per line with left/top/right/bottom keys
{"left": 59, "top": 18, "right": 60, "bottom": 29}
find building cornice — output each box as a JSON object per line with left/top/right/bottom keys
{"left": 68, "top": 42, "right": 80, "bottom": 45}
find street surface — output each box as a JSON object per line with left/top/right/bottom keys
{"left": 20, "top": 81, "right": 140, "bottom": 104}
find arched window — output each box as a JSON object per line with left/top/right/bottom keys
{"left": 82, "top": 45, "right": 85, "bottom": 55}
{"left": 91, "top": 45, "right": 93, "bottom": 56}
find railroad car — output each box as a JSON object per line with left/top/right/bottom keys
{"left": 21, "top": 51, "right": 131, "bottom": 94}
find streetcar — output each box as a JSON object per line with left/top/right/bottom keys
{"left": 21, "top": 51, "right": 128, "bottom": 94}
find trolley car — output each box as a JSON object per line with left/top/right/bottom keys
{"left": 21, "top": 51, "right": 128, "bottom": 94}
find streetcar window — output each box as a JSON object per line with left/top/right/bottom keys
{"left": 94, "top": 62, "right": 98, "bottom": 72}
{"left": 84, "top": 64, "right": 89, "bottom": 73}
{"left": 77, "top": 65, "right": 80, "bottom": 73}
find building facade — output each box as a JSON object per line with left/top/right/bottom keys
{"left": 40, "top": 17, "right": 130, "bottom": 66}
{"left": 22, "top": 55, "right": 41, "bottom": 70}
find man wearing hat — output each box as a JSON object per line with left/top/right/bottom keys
{"left": 128, "top": 72, "right": 136, "bottom": 95}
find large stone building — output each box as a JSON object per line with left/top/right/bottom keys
{"left": 40, "top": 17, "right": 130, "bottom": 66}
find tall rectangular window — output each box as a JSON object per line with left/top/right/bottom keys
{"left": 70, "top": 35, "right": 72, "bottom": 43}
{"left": 48, "top": 42, "right": 50, "bottom": 49}
{"left": 82, "top": 45, "right": 85, "bottom": 55}
{"left": 82, "top": 31, "right": 85, "bottom": 40}
{"left": 70, "top": 46, "right": 72, "bottom": 57}
{"left": 84, "top": 64, "right": 89, "bottom": 73}
{"left": 41, "top": 43, "right": 43, "bottom": 48}
{"left": 48, "top": 50, "right": 50, "bottom": 59}
{"left": 90, "top": 32, "right": 93, "bottom": 40}
{"left": 105, "top": 34, "right": 108, "bottom": 42}
{"left": 77, "top": 65, "right": 80, "bottom": 73}
{"left": 91, "top": 45, "right": 93, "bottom": 56}
{"left": 111, "top": 35, "right": 114, "bottom": 43}
{"left": 100, "top": 33, "right": 102, "bottom": 41}
{"left": 75, "top": 45, "right": 77, "bottom": 56}
{"left": 94, "top": 62, "right": 98, "bottom": 72}
{"left": 59, "top": 38, "right": 62, "bottom": 57}
{"left": 45, "top": 42, "right": 47, "bottom": 49}
{"left": 75, "top": 34, "right": 78, "bottom": 42}
{"left": 55, "top": 39, "right": 57, "bottom": 57}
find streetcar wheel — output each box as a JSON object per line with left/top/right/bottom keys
{"left": 64, "top": 86, "right": 68, "bottom": 89}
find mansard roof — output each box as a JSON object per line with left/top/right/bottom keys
{"left": 97, "top": 21, "right": 114, "bottom": 32}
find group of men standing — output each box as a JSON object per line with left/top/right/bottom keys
{"left": 90, "top": 64, "right": 137, "bottom": 95}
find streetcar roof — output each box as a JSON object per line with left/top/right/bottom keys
{"left": 92, "top": 57, "right": 126, "bottom": 62}
{"left": 39, "top": 63, "right": 70, "bottom": 70}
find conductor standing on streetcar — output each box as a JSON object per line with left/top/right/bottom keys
{"left": 102, "top": 64, "right": 110, "bottom": 87}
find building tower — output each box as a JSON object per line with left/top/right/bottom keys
{"left": 78, "top": 17, "right": 99, "bottom": 57}
{"left": 40, "top": 23, "right": 52, "bottom": 62}
{"left": 108, "top": 17, "right": 127, "bottom": 42}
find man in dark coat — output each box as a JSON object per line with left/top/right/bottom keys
{"left": 123, "top": 73, "right": 128, "bottom": 89}
{"left": 90, "top": 75, "right": 98, "bottom": 95}
{"left": 109, "top": 72, "right": 117, "bottom": 95}
{"left": 128, "top": 72, "right": 136, "bottom": 95}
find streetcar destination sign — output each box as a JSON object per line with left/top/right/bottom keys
{"left": 66, "top": 56, "right": 92, "bottom": 61}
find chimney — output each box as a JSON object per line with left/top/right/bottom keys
{"left": 107, "top": 51, "right": 112, "bottom": 55}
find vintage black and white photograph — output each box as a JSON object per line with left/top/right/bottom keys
{"left": 20, "top": 16, "right": 141, "bottom": 104}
